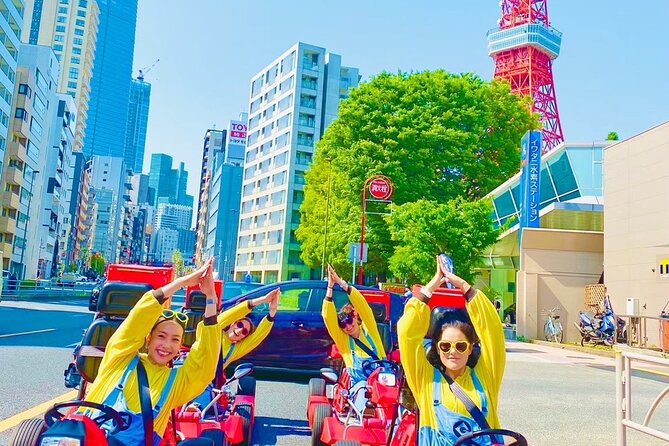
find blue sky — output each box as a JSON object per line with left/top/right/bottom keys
{"left": 134, "top": 1, "right": 669, "bottom": 199}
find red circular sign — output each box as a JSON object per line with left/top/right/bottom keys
{"left": 369, "top": 177, "right": 393, "bottom": 200}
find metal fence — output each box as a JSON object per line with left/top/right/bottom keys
{"left": 615, "top": 345, "right": 669, "bottom": 445}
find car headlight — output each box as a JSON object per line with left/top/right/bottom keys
{"left": 40, "top": 438, "right": 81, "bottom": 446}
{"left": 378, "top": 372, "right": 396, "bottom": 387}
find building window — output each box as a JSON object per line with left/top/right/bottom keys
{"left": 77, "top": 10, "right": 86, "bottom": 17}
{"left": 30, "top": 117, "right": 43, "bottom": 137}
{"left": 75, "top": 19, "right": 85, "bottom": 26}
{"left": 57, "top": 16, "right": 67, "bottom": 23}
{"left": 73, "top": 37, "right": 83, "bottom": 45}
{"left": 54, "top": 34, "right": 64, "bottom": 42}
{"left": 56, "top": 25, "right": 66, "bottom": 32}
{"left": 53, "top": 44, "right": 63, "bottom": 52}
{"left": 14, "top": 108, "right": 27, "bottom": 121}
{"left": 67, "top": 81, "right": 77, "bottom": 89}
{"left": 74, "top": 28, "right": 84, "bottom": 36}
{"left": 58, "top": 6, "right": 68, "bottom": 13}
{"left": 72, "top": 47, "right": 81, "bottom": 55}
{"left": 18, "top": 84, "right": 31, "bottom": 97}
{"left": 70, "top": 56, "right": 80, "bottom": 64}
{"left": 79, "top": 0, "right": 88, "bottom": 6}
{"left": 68, "top": 68, "right": 79, "bottom": 79}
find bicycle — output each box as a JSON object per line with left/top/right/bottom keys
{"left": 543, "top": 307, "right": 564, "bottom": 343}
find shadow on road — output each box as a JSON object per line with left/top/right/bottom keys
{"left": 252, "top": 416, "right": 311, "bottom": 444}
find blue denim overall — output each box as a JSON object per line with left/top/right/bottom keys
{"left": 100, "top": 356, "right": 177, "bottom": 446}
{"left": 190, "top": 344, "right": 236, "bottom": 411}
{"left": 347, "top": 330, "right": 381, "bottom": 384}
{"left": 418, "top": 368, "right": 493, "bottom": 446}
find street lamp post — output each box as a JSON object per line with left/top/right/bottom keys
{"left": 320, "top": 160, "right": 333, "bottom": 280}
{"left": 18, "top": 169, "right": 39, "bottom": 279}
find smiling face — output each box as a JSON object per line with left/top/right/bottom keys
{"left": 227, "top": 319, "right": 253, "bottom": 343}
{"left": 438, "top": 326, "right": 472, "bottom": 373}
{"left": 146, "top": 320, "right": 183, "bottom": 365}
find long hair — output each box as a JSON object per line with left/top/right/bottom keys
{"left": 426, "top": 309, "right": 480, "bottom": 370}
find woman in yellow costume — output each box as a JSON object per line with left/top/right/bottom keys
{"left": 398, "top": 257, "right": 505, "bottom": 446}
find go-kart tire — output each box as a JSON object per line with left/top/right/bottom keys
{"left": 235, "top": 403, "right": 253, "bottom": 446}
{"left": 334, "top": 441, "right": 363, "bottom": 446}
{"left": 8, "top": 418, "right": 46, "bottom": 446}
{"left": 200, "top": 429, "right": 229, "bottom": 446}
{"left": 311, "top": 403, "right": 332, "bottom": 446}
{"left": 238, "top": 376, "right": 256, "bottom": 397}
{"left": 309, "top": 378, "right": 326, "bottom": 398}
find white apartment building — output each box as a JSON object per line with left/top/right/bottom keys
{"left": 234, "top": 42, "right": 359, "bottom": 283}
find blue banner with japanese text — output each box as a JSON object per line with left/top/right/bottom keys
{"left": 519, "top": 131, "right": 542, "bottom": 228}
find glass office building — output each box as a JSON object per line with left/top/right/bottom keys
{"left": 83, "top": 0, "right": 137, "bottom": 163}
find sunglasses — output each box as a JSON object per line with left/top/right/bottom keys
{"left": 234, "top": 321, "right": 249, "bottom": 337}
{"left": 338, "top": 314, "right": 355, "bottom": 329}
{"left": 437, "top": 340, "right": 471, "bottom": 355}
{"left": 161, "top": 309, "right": 188, "bottom": 327}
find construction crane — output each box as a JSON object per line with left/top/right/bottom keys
{"left": 137, "top": 58, "right": 160, "bottom": 81}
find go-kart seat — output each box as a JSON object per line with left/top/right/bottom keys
{"left": 377, "top": 322, "right": 392, "bottom": 354}
{"left": 182, "top": 290, "right": 207, "bottom": 348}
{"left": 76, "top": 282, "right": 154, "bottom": 383}
{"left": 369, "top": 302, "right": 387, "bottom": 322}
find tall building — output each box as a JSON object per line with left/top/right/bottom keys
{"left": 68, "top": 152, "right": 92, "bottom": 268}
{"left": 22, "top": 0, "right": 100, "bottom": 154}
{"left": 194, "top": 128, "right": 224, "bottom": 265}
{"left": 125, "top": 76, "right": 150, "bottom": 173}
{"left": 235, "top": 42, "right": 359, "bottom": 283}
{"left": 151, "top": 202, "right": 192, "bottom": 263}
{"left": 0, "top": 2, "right": 23, "bottom": 255}
{"left": 1, "top": 44, "right": 59, "bottom": 278}
{"left": 202, "top": 115, "right": 246, "bottom": 279}
{"left": 83, "top": 0, "right": 137, "bottom": 163}
{"left": 88, "top": 155, "right": 124, "bottom": 262}
{"left": 147, "top": 152, "right": 193, "bottom": 207}
{"left": 38, "top": 93, "right": 76, "bottom": 278}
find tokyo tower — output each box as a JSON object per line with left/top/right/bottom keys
{"left": 487, "top": 0, "right": 564, "bottom": 152}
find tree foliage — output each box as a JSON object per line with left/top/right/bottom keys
{"left": 172, "top": 250, "right": 184, "bottom": 277}
{"left": 386, "top": 198, "right": 500, "bottom": 284}
{"left": 297, "top": 70, "right": 539, "bottom": 279}
{"left": 90, "top": 252, "right": 106, "bottom": 277}
{"left": 607, "top": 131, "right": 619, "bottom": 141}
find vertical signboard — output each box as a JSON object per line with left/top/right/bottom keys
{"left": 519, "top": 131, "right": 542, "bottom": 228}
{"left": 226, "top": 120, "right": 247, "bottom": 163}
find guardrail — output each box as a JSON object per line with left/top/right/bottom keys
{"left": 615, "top": 345, "right": 669, "bottom": 445}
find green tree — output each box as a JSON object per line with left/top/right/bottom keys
{"left": 607, "top": 131, "right": 619, "bottom": 141}
{"left": 385, "top": 198, "right": 500, "bottom": 284}
{"left": 90, "top": 252, "right": 106, "bottom": 277}
{"left": 297, "top": 71, "right": 538, "bottom": 277}
{"left": 172, "top": 250, "right": 184, "bottom": 277}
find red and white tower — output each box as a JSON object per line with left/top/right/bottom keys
{"left": 487, "top": 0, "right": 564, "bottom": 152}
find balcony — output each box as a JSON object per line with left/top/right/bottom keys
{"left": 7, "top": 138, "right": 27, "bottom": 159}
{"left": 4, "top": 166, "right": 22, "bottom": 185}
{"left": 0, "top": 215, "right": 16, "bottom": 233}
{"left": 0, "top": 241, "right": 12, "bottom": 256}
{"left": 2, "top": 191, "right": 19, "bottom": 210}
{"left": 13, "top": 115, "right": 29, "bottom": 139}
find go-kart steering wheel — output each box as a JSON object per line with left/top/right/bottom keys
{"left": 453, "top": 428, "right": 528, "bottom": 446}
{"left": 45, "top": 401, "right": 130, "bottom": 436}
{"left": 361, "top": 359, "right": 400, "bottom": 377}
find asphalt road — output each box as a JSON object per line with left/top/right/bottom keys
{"left": 2, "top": 299, "right": 669, "bottom": 445}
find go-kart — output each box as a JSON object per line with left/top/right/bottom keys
{"left": 308, "top": 357, "right": 404, "bottom": 446}
{"left": 170, "top": 362, "right": 256, "bottom": 446}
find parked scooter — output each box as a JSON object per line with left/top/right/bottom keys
{"left": 574, "top": 295, "right": 625, "bottom": 347}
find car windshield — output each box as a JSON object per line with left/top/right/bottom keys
{"left": 223, "top": 282, "right": 262, "bottom": 300}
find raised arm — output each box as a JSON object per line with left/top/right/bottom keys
{"left": 226, "top": 290, "right": 279, "bottom": 363}
{"left": 322, "top": 267, "right": 349, "bottom": 349}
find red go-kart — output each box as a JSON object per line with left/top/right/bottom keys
{"left": 307, "top": 293, "right": 404, "bottom": 446}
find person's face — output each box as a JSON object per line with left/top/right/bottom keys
{"left": 146, "top": 320, "right": 183, "bottom": 365}
{"left": 339, "top": 313, "right": 361, "bottom": 338}
{"left": 227, "top": 319, "right": 252, "bottom": 343}
{"left": 438, "top": 326, "right": 472, "bottom": 372}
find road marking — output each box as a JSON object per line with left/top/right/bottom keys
{"left": 0, "top": 390, "right": 77, "bottom": 433}
{"left": 65, "top": 342, "right": 79, "bottom": 348}
{"left": 0, "top": 328, "right": 55, "bottom": 338}
{"left": 634, "top": 366, "right": 669, "bottom": 379}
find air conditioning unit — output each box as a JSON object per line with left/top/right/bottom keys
{"left": 626, "top": 298, "right": 640, "bottom": 316}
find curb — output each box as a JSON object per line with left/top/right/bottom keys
{"left": 529, "top": 339, "right": 617, "bottom": 358}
